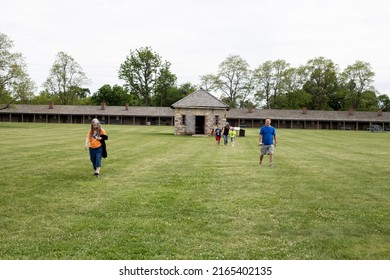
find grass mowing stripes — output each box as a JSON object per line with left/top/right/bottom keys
{"left": 1, "top": 123, "right": 390, "bottom": 259}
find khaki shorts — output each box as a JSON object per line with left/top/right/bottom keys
{"left": 260, "top": 144, "right": 275, "bottom": 155}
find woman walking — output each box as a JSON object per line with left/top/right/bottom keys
{"left": 84, "top": 118, "right": 108, "bottom": 177}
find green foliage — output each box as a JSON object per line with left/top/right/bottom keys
{"left": 201, "top": 55, "right": 251, "bottom": 108}
{"left": 302, "top": 57, "right": 339, "bottom": 110}
{"left": 29, "top": 90, "right": 58, "bottom": 105}
{"left": 152, "top": 67, "right": 177, "bottom": 107}
{"left": 378, "top": 94, "right": 390, "bottom": 112}
{"left": 43, "top": 52, "right": 90, "bottom": 105}
{"left": 359, "top": 90, "right": 380, "bottom": 111}
{"left": 151, "top": 83, "right": 197, "bottom": 107}
{"left": 283, "top": 90, "right": 312, "bottom": 109}
{"left": 0, "top": 32, "right": 35, "bottom": 106}
{"left": 1, "top": 123, "right": 390, "bottom": 259}
{"left": 340, "top": 61, "right": 375, "bottom": 110}
{"left": 0, "top": 90, "right": 13, "bottom": 104}
{"left": 253, "top": 61, "right": 274, "bottom": 108}
{"left": 253, "top": 59, "right": 291, "bottom": 109}
{"left": 118, "top": 47, "right": 176, "bottom": 106}
{"left": 91, "top": 84, "right": 131, "bottom": 106}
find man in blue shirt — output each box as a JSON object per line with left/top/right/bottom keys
{"left": 259, "top": 118, "right": 277, "bottom": 166}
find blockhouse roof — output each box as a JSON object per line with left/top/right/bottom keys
{"left": 170, "top": 88, "right": 229, "bottom": 110}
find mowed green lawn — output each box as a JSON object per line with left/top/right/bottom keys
{"left": 1, "top": 122, "right": 390, "bottom": 260}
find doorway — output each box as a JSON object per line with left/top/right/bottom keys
{"left": 195, "top": 116, "right": 205, "bottom": 134}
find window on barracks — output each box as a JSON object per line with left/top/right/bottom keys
{"left": 182, "top": 115, "right": 186, "bottom": 125}
{"left": 215, "top": 115, "right": 219, "bottom": 125}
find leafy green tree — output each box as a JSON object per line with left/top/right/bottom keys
{"left": 70, "top": 86, "right": 90, "bottom": 99}
{"left": 152, "top": 66, "right": 177, "bottom": 107}
{"left": 199, "top": 74, "right": 216, "bottom": 91}
{"left": 30, "top": 90, "right": 59, "bottom": 105}
{"left": 253, "top": 61, "right": 273, "bottom": 108}
{"left": 328, "top": 87, "right": 348, "bottom": 111}
{"left": 269, "top": 59, "right": 290, "bottom": 108}
{"left": 340, "top": 61, "right": 375, "bottom": 110}
{"left": 152, "top": 82, "right": 197, "bottom": 107}
{"left": 43, "top": 51, "right": 90, "bottom": 105}
{"left": 202, "top": 55, "right": 251, "bottom": 108}
{"left": 239, "top": 73, "right": 256, "bottom": 109}
{"left": 156, "top": 83, "right": 197, "bottom": 107}
{"left": 285, "top": 89, "right": 312, "bottom": 109}
{"left": 358, "top": 90, "right": 379, "bottom": 111}
{"left": 253, "top": 59, "right": 291, "bottom": 109}
{"left": 302, "top": 57, "right": 339, "bottom": 110}
{"left": 91, "top": 84, "right": 131, "bottom": 106}
{"left": 283, "top": 67, "right": 303, "bottom": 94}
{"left": 378, "top": 94, "right": 390, "bottom": 112}
{"left": 276, "top": 66, "right": 308, "bottom": 109}
{"left": 118, "top": 47, "right": 176, "bottom": 106}
{"left": 0, "top": 32, "right": 35, "bottom": 109}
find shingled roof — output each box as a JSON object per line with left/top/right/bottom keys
{"left": 171, "top": 88, "right": 229, "bottom": 110}
{"left": 227, "top": 108, "right": 390, "bottom": 122}
{"left": 0, "top": 104, "right": 174, "bottom": 117}
{"left": 1, "top": 104, "right": 389, "bottom": 123}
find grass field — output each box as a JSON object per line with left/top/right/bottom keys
{"left": 1, "top": 122, "right": 390, "bottom": 260}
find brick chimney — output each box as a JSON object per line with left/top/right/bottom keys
{"left": 101, "top": 102, "right": 106, "bottom": 110}
{"left": 48, "top": 102, "right": 54, "bottom": 109}
{"left": 348, "top": 108, "right": 353, "bottom": 115}
{"left": 248, "top": 106, "right": 253, "bottom": 113}
{"left": 302, "top": 107, "right": 307, "bottom": 114}
{"left": 378, "top": 109, "right": 383, "bottom": 116}
{"left": 125, "top": 103, "right": 129, "bottom": 110}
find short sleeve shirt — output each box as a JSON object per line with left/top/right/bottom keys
{"left": 87, "top": 128, "right": 107, "bottom": 149}
{"left": 259, "top": 126, "right": 276, "bottom": 145}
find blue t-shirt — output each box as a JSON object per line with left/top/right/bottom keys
{"left": 215, "top": 128, "right": 222, "bottom": 136}
{"left": 259, "top": 126, "right": 276, "bottom": 145}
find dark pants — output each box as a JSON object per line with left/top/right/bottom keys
{"left": 89, "top": 146, "right": 103, "bottom": 170}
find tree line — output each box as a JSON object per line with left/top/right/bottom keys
{"left": 201, "top": 55, "right": 390, "bottom": 112}
{"left": 1, "top": 32, "right": 390, "bottom": 111}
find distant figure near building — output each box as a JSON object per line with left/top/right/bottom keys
{"left": 259, "top": 118, "right": 277, "bottom": 166}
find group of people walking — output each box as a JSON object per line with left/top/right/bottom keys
{"left": 214, "top": 118, "right": 277, "bottom": 166}
{"left": 213, "top": 123, "right": 236, "bottom": 146}
{"left": 84, "top": 118, "right": 277, "bottom": 177}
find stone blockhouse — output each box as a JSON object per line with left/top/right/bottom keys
{"left": 170, "top": 89, "right": 229, "bottom": 135}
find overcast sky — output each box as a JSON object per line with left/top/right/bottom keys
{"left": 2, "top": 0, "right": 390, "bottom": 96}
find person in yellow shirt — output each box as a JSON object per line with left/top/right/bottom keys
{"left": 229, "top": 127, "right": 236, "bottom": 147}
{"left": 84, "top": 118, "right": 108, "bottom": 177}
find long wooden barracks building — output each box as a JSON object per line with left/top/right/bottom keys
{"left": 1, "top": 89, "right": 389, "bottom": 134}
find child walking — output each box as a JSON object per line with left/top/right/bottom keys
{"left": 229, "top": 127, "right": 236, "bottom": 146}
{"left": 214, "top": 125, "right": 222, "bottom": 145}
